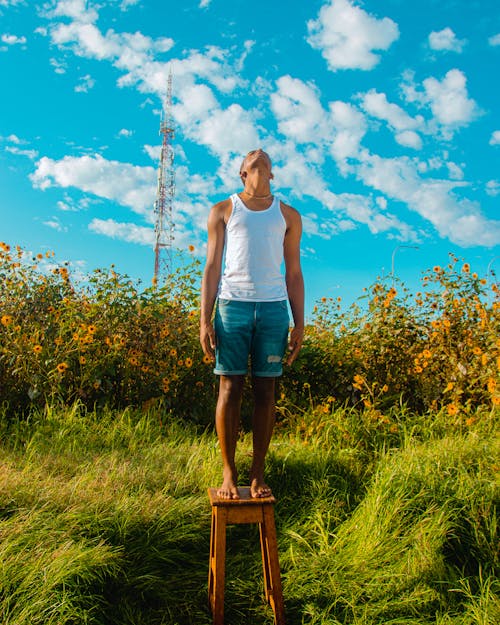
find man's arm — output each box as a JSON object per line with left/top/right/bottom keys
{"left": 282, "top": 203, "right": 304, "bottom": 366}
{"left": 200, "top": 200, "right": 228, "bottom": 361}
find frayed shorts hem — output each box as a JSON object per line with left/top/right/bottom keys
{"left": 213, "top": 369, "right": 247, "bottom": 376}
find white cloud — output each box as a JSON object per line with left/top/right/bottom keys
{"left": 89, "top": 218, "right": 154, "bottom": 246}
{"left": 402, "top": 69, "right": 479, "bottom": 136}
{"left": 488, "top": 33, "right": 500, "bottom": 46}
{"left": 271, "top": 75, "right": 328, "bottom": 144}
{"left": 361, "top": 90, "right": 418, "bottom": 131}
{"left": 485, "top": 180, "right": 500, "bottom": 197}
{"left": 489, "top": 130, "right": 500, "bottom": 146}
{"left": 395, "top": 131, "right": 422, "bottom": 150}
{"left": 118, "top": 128, "right": 133, "bottom": 138}
{"left": 199, "top": 0, "right": 211, "bottom": 7}
{"left": 423, "top": 69, "right": 478, "bottom": 127}
{"left": 307, "top": 0, "right": 399, "bottom": 71}
{"left": 0, "top": 1, "right": 24, "bottom": 6}
{"left": 1, "top": 33, "right": 26, "bottom": 45}
{"left": 329, "top": 101, "right": 367, "bottom": 168}
{"left": 428, "top": 28, "right": 466, "bottom": 52}
{"left": 50, "top": 57, "right": 67, "bottom": 73}
{"left": 356, "top": 151, "right": 500, "bottom": 246}
{"left": 5, "top": 145, "right": 38, "bottom": 159}
{"left": 31, "top": 154, "right": 156, "bottom": 216}
{"left": 120, "top": 0, "right": 140, "bottom": 9}
{"left": 360, "top": 89, "right": 422, "bottom": 149}
{"left": 195, "top": 104, "right": 259, "bottom": 157}
{"left": 446, "top": 162, "right": 464, "bottom": 180}
{"left": 43, "top": 216, "right": 68, "bottom": 232}
{"left": 74, "top": 73, "right": 95, "bottom": 92}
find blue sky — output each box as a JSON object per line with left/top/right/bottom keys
{"left": 1, "top": 0, "right": 499, "bottom": 315}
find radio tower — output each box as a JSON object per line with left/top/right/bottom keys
{"left": 153, "top": 69, "right": 175, "bottom": 284}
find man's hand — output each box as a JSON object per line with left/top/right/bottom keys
{"left": 286, "top": 326, "right": 303, "bottom": 366}
{"left": 200, "top": 322, "right": 216, "bottom": 361}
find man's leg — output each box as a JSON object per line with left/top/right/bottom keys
{"left": 216, "top": 374, "right": 245, "bottom": 499}
{"left": 249, "top": 376, "right": 276, "bottom": 498}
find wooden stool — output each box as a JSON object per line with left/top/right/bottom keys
{"left": 208, "top": 487, "right": 285, "bottom": 625}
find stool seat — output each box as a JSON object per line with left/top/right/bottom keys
{"left": 208, "top": 487, "right": 285, "bottom": 625}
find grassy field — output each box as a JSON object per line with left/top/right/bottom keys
{"left": 0, "top": 403, "right": 498, "bottom": 625}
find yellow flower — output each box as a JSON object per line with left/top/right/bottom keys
{"left": 433, "top": 265, "right": 442, "bottom": 273}
{"left": 141, "top": 365, "right": 150, "bottom": 373}
{"left": 185, "top": 357, "right": 193, "bottom": 368}
{"left": 414, "top": 366, "right": 423, "bottom": 374}
{"left": 487, "top": 378, "right": 496, "bottom": 393}
{"left": 461, "top": 263, "right": 470, "bottom": 273}
{"left": 93, "top": 381, "right": 101, "bottom": 389}
{"left": 177, "top": 359, "right": 184, "bottom": 367}
{"left": 87, "top": 325, "right": 97, "bottom": 334}
{"left": 431, "top": 320, "right": 442, "bottom": 329}
{"left": 382, "top": 384, "right": 389, "bottom": 393}
{"left": 481, "top": 353, "right": 488, "bottom": 366}
{"left": 447, "top": 403, "right": 459, "bottom": 416}
{"left": 444, "top": 382, "right": 454, "bottom": 393}
{"left": 80, "top": 356, "right": 86, "bottom": 364}
{"left": 353, "top": 374, "right": 364, "bottom": 390}
{"left": 203, "top": 354, "right": 212, "bottom": 364}
{"left": 443, "top": 318, "right": 451, "bottom": 328}
{"left": 129, "top": 357, "right": 139, "bottom": 366}
{"left": 422, "top": 349, "right": 432, "bottom": 359}
{"left": 33, "top": 345, "right": 43, "bottom": 354}
{"left": 188, "top": 244, "right": 195, "bottom": 252}
{"left": 57, "top": 362, "right": 69, "bottom": 373}
{"left": 492, "top": 396, "right": 500, "bottom": 407}
{"left": 1, "top": 314, "right": 13, "bottom": 326}
{"left": 54, "top": 337, "right": 63, "bottom": 346}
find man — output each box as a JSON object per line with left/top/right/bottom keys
{"left": 200, "top": 148, "right": 304, "bottom": 500}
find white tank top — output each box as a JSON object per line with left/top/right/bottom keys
{"left": 218, "top": 193, "right": 288, "bottom": 301}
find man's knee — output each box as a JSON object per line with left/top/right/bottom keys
{"left": 218, "top": 375, "right": 245, "bottom": 403}
{"left": 252, "top": 376, "right": 276, "bottom": 405}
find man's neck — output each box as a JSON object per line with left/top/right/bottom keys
{"left": 243, "top": 172, "right": 272, "bottom": 198}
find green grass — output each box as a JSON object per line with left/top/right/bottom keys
{"left": 0, "top": 404, "right": 498, "bottom": 624}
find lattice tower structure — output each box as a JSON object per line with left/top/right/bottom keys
{"left": 153, "top": 72, "right": 175, "bottom": 283}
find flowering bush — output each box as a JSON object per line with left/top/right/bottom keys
{"left": 1, "top": 243, "right": 498, "bottom": 422}
{"left": 0, "top": 242, "right": 215, "bottom": 420}
{"left": 286, "top": 254, "right": 499, "bottom": 417}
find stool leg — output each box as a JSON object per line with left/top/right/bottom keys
{"left": 208, "top": 508, "right": 216, "bottom": 612}
{"left": 261, "top": 506, "right": 285, "bottom": 625}
{"left": 259, "top": 520, "right": 271, "bottom": 603}
{"left": 212, "top": 506, "right": 227, "bottom": 625}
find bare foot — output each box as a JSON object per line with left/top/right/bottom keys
{"left": 217, "top": 471, "right": 239, "bottom": 500}
{"left": 250, "top": 476, "right": 272, "bottom": 498}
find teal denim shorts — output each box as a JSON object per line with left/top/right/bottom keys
{"left": 214, "top": 299, "right": 290, "bottom": 377}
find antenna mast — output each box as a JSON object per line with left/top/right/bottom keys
{"left": 153, "top": 69, "right": 175, "bottom": 284}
